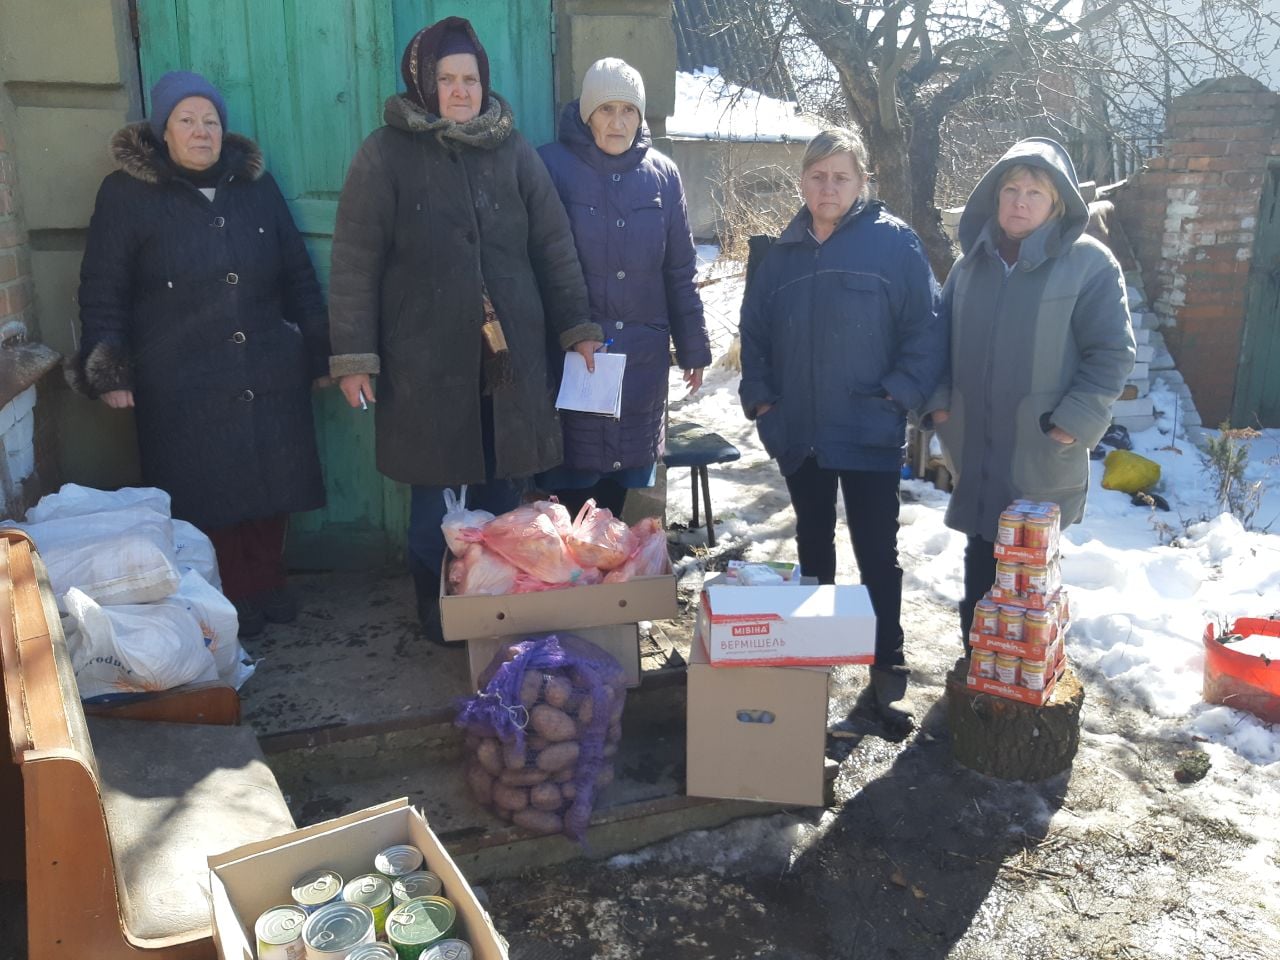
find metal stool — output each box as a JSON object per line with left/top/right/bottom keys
{"left": 662, "top": 421, "right": 741, "bottom": 546}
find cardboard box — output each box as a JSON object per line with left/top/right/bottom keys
{"left": 466, "top": 623, "right": 641, "bottom": 691}
{"left": 440, "top": 571, "right": 676, "bottom": 642}
{"left": 699, "top": 584, "right": 876, "bottom": 667}
{"left": 992, "top": 542, "right": 1059, "bottom": 565}
{"left": 966, "top": 655, "right": 1066, "bottom": 706}
{"left": 686, "top": 632, "right": 830, "bottom": 806}
{"left": 208, "top": 799, "right": 506, "bottom": 960}
{"left": 969, "top": 631, "right": 1057, "bottom": 661}
{"left": 988, "top": 585, "right": 1063, "bottom": 610}
{"left": 725, "top": 559, "right": 802, "bottom": 582}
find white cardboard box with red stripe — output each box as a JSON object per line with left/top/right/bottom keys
{"left": 699, "top": 583, "right": 877, "bottom": 667}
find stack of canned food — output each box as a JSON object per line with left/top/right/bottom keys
{"left": 253, "top": 843, "right": 474, "bottom": 959}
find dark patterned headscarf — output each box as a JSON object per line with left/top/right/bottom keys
{"left": 401, "top": 16, "right": 491, "bottom": 116}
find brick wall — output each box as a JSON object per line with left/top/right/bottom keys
{"left": 0, "top": 114, "right": 33, "bottom": 337}
{"left": 1116, "top": 76, "right": 1280, "bottom": 426}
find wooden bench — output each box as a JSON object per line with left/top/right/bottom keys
{"left": 0, "top": 529, "right": 295, "bottom": 960}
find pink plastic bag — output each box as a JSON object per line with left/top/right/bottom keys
{"left": 534, "top": 500, "right": 573, "bottom": 540}
{"left": 567, "top": 500, "right": 635, "bottom": 571}
{"left": 483, "top": 504, "right": 582, "bottom": 584}
{"left": 449, "top": 543, "right": 519, "bottom": 596}
{"left": 441, "top": 486, "right": 494, "bottom": 558}
{"left": 604, "top": 518, "right": 669, "bottom": 583}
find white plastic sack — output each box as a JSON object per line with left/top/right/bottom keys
{"left": 20, "top": 507, "right": 180, "bottom": 608}
{"left": 172, "top": 518, "right": 222, "bottom": 590}
{"left": 63, "top": 587, "right": 218, "bottom": 701}
{"left": 25, "top": 483, "right": 171, "bottom": 523}
{"left": 159, "top": 570, "right": 253, "bottom": 689}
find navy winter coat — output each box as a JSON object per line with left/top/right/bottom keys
{"left": 738, "top": 200, "right": 945, "bottom": 476}
{"left": 75, "top": 124, "right": 327, "bottom": 531}
{"left": 538, "top": 102, "right": 710, "bottom": 473}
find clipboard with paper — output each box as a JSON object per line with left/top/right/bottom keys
{"left": 555, "top": 351, "right": 626, "bottom": 418}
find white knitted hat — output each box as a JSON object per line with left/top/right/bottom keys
{"left": 579, "top": 58, "right": 646, "bottom": 123}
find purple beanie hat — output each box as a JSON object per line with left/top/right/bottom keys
{"left": 148, "top": 71, "right": 228, "bottom": 139}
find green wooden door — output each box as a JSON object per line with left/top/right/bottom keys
{"left": 1234, "top": 159, "right": 1280, "bottom": 429}
{"left": 135, "top": 0, "right": 554, "bottom": 568}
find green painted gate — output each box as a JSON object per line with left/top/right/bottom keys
{"left": 1234, "top": 159, "right": 1280, "bottom": 429}
{"left": 135, "top": 0, "right": 555, "bottom": 567}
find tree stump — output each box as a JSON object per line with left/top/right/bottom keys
{"left": 945, "top": 660, "right": 1085, "bottom": 780}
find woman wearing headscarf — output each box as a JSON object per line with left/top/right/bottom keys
{"left": 926, "top": 138, "right": 1135, "bottom": 644}
{"left": 738, "top": 127, "right": 945, "bottom": 730}
{"left": 75, "top": 70, "right": 328, "bottom": 638}
{"left": 328, "top": 17, "right": 600, "bottom": 640}
{"left": 537, "top": 58, "right": 710, "bottom": 518}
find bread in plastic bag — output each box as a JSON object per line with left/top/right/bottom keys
{"left": 603, "top": 517, "right": 670, "bottom": 583}
{"left": 482, "top": 504, "right": 583, "bottom": 584}
{"left": 25, "top": 483, "right": 172, "bottom": 523}
{"left": 448, "top": 543, "right": 520, "bottom": 596}
{"left": 1101, "top": 449, "right": 1161, "bottom": 493}
{"left": 159, "top": 569, "right": 254, "bottom": 688}
{"left": 441, "top": 486, "right": 495, "bottom": 559}
{"left": 567, "top": 500, "right": 635, "bottom": 571}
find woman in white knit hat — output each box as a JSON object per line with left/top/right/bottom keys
{"left": 538, "top": 58, "right": 711, "bottom": 519}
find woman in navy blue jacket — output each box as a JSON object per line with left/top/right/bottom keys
{"left": 738, "top": 128, "right": 945, "bottom": 727}
{"left": 538, "top": 58, "right": 711, "bottom": 517}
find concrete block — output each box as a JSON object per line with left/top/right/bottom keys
{"left": 1114, "top": 413, "right": 1157, "bottom": 433}
{"left": 568, "top": 14, "right": 677, "bottom": 120}
{"left": 1126, "top": 285, "right": 1146, "bottom": 307}
{"left": 1156, "top": 369, "right": 1184, "bottom": 386}
{"left": 1130, "top": 361, "right": 1150, "bottom": 380}
{"left": 0, "top": 0, "right": 125, "bottom": 85}
{"left": 1111, "top": 398, "right": 1156, "bottom": 419}
{"left": 12, "top": 106, "right": 121, "bottom": 230}
{"left": 1134, "top": 327, "right": 1151, "bottom": 345}
{"left": 1136, "top": 344, "right": 1155, "bottom": 363}
{"left": 1150, "top": 348, "right": 1177, "bottom": 370}
{"left": 1127, "top": 379, "right": 1151, "bottom": 397}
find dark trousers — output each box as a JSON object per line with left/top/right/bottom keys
{"left": 960, "top": 535, "right": 998, "bottom": 644}
{"left": 206, "top": 514, "right": 288, "bottom": 602}
{"left": 553, "top": 478, "right": 628, "bottom": 520}
{"left": 783, "top": 457, "right": 904, "bottom": 668}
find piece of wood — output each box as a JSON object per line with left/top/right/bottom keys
{"left": 945, "top": 659, "right": 1085, "bottom": 781}
{"left": 84, "top": 683, "right": 241, "bottom": 726}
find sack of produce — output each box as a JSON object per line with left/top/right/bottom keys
{"left": 456, "top": 634, "right": 626, "bottom": 842}
{"left": 1101, "top": 449, "right": 1161, "bottom": 494}
{"left": 447, "top": 542, "right": 520, "bottom": 596}
{"left": 482, "top": 504, "right": 583, "bottom": 584}
{"left": 603, "top": 517, "right": 670, "bottom": 583}
{"left": 567, "top": 500, "right": 635, "bottom": 571}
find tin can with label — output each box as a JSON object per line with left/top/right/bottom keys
{"left": 996, "top": 510, "right": 1024, "bottom": 546}
{"left": 301, "top": 901, "right": 375, "bottom": 960}
{"left": 391, "top": 870, "right": 444, "bottom": 905}
{"left": 255, "top": 905, "right": 307, "bottom": 960}
{"left": 998, "top": 606, "right": 1025, "bottom": 641}
{"left": 1021, "top": 657, "right": 1048, "bottom": 691}
{"left": 1024, "top": 609, "right": 1052, "bottom": 646}
{"left": 291, "top": 869, "right": 344, "bottom": 915}
{"left": 1023, "top": 563, "right": 1050, "bottom": 597}
{"left": 375, "top": 844, "right": 425, "bottom": 882}
{"left": 995, "top": 560, "right": 1021, "bottom": 594}
{"left": 995, "top": 653, "right": 1020, "bottom": 685}
{"left": 343, "top": 873, "right": 394, "bottom": 939}
{"left": 974, "top": 598, "right": 1001, "bottom": 635}
{"left": 346, "top": 944, "right": 399, "bottom": 960}
{"left": 386, "top": 896, "right": 456, "bottom": 960}
{"left": 420, "top": 941, "right": 474, "bottom": 960}
{"left": 972, "top": 648, "right": 997, "bottom": 679}
{"left": 1023, "top": 515, "right": 1054, "bottom": 550}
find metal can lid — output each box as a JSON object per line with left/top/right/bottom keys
{"left": 999, "top": 606, "right": 1024, "bottom": 617}
{"left": 343, "top": 873, "right": 393, "bottom": 907}
{"left": 346, "top": 943, "right": 399, "bottom": 960}
{"left": 292, "top": 868, "right": 344, "bottom": 906}
{"left": 999, "top": 510, "right": 1024, "bottom": 522}
{"left": 392, "top": 870, "right": 443, "bottom": 903}
{"left": 386, "top": 896, "right": 456, "bottom": 945}
{"left": 420, "top": 940, "right": 474, "bottom": 960}
{"left": 302, "top": 902, "right": 375, "bottom": 952}
{"left": 374, "top": 844, "right": 425, "bottom": 878}
{"left": 255, "top": 905, "right": 307, "bottom": 945}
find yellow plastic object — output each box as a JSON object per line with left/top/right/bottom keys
{"left": 1101, "top": 449, "right": 1161, "bottom": 493}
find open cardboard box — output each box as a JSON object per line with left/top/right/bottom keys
{"left": 465, "top": 623, "right": 641, "bottom": 691}
{"left": 208, "top": 799, "right": 506, "bottom": 960}
{"left": 440, "top": 566, "right": 676, "bottom": 643}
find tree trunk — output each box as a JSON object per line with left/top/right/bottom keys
{"left": 945, "top": 661, "right": 1084, "bottom": 781}
{"left": 906, "top": 108, "right": 957, "bottom": 280}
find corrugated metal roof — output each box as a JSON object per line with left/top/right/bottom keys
{"left": 673, "top": 0, "right": 797, "bottom": 102}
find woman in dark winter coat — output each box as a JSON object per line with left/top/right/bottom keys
{"left": 75, "top": 70, "right": 328, "bottom": 637}
{"left": 328, "top": 17, "right": 600, "bottom": 640}
{"left": 739, "top": 127, "right": 945, "bottom": 729}
{"left": 925, "top": 138, "right": 1134, "bottom": 643}
{"left": 537, "top": 58, "right": 711, "bottom": 517}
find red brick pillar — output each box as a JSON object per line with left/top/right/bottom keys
{"left": 0, "top": 115, "right": 34, "bottom": 335}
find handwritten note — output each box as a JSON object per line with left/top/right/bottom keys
{"left": 556, "top": 351, "right": 626, "bottom": 418}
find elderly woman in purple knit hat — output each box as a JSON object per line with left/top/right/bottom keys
{"left": 328, "top": 17, "right": 599, "bottom": 641}
{"left": 538, "top": 58, "right": 711, "bottom": 518}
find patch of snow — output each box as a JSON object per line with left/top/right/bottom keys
{"left": 667, "top": 68, "right": 823, "bottom": 143}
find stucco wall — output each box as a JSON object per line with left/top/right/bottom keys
{"left": 668, "top": 137, "right": 805, "bottom": 240}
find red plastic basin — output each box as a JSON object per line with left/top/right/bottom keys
{"left": 1202, "top": 618, "right": 1280, "bottom": 724}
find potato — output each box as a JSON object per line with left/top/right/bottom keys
{"left": 575, "top": 697, "right": 594, "bottom": 726}
{"left": 502, "top": 739, "right": 527, "bottom": 770}
{"left": 552, "top": 767, "right": 576, "bottom": 784}
{"left": 610, "top": 697, "right": 625, "bottom": 722}
{"left": 499, "top": 767, "right": 549, "bottom": 786}
{"left": 519, "top": 671, "right": 543, "bottom": 709}
{"left": 535, "top": 741, "right": 580, "bottom": 772}
{"left": 512, "top": 809, "right": 562, "bottom": 835}
{"left": 560, "top": 781, "right": 576, "bottom": 800}
{"left": 466, "top": 763, "right": 494, "bottom": 806}
{"left": 530, "top": 782, "right": 562, "bottom": 811}
{"left": 476, "top": 738, "right": 503, "bottom": 777}
{"left": 594, "top": 764, "right": 615, "bottom": 789}
{"left": 543, "top": 675, "right": 573, "bottom": 708}
{"left": 607, "top": 721, "right": 622, "bottom": 743}
{"left": 502, "top": 643, "right": 523, "bottom": 662}
{"left": 530, "top": 704, "right": 577, "bottom": 742}
{"left": 492, "top": 783, "right": 529, "bottom": 812}
{"left": 527, "top": 735, "right": 549, "bottom": 752}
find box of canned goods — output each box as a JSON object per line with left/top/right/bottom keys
{"left": 207, "top": 798, "right": 506, "bottom": 960}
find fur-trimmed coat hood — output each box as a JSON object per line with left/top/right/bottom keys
{"left": 109, "top": 121, "right": 265, "bottom": 185}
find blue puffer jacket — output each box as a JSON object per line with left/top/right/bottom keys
{"left": 738, "top": 200, "right": 945, "bottom": 476}
{"left": 538, "top": 102, "right": 710, "bottom": 473}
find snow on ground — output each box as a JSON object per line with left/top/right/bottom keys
{"left": 666, "top": 68, "right": 822, "bottom": 142}
{"left": 672, "top": 252, "right": 1280, "bottom": 785}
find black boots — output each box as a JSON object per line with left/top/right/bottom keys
{"left": 870, "top": 665, "right": 915, "bottom": 733}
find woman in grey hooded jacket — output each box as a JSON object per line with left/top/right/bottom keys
{"left": 926, "top": 138, "right": 1135, "bottom": 642}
